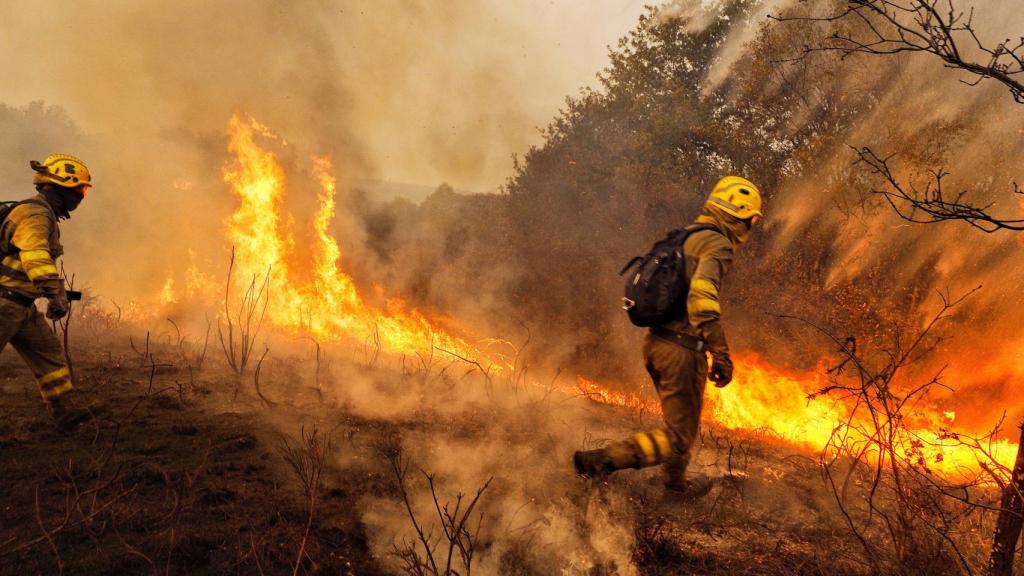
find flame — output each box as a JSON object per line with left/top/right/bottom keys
{"left": 184, "top": 249, "right": 214, "bottom": 299}
{"left": 218, "top": 113, "right": 1016, "bottom": 477}
{"left": 159, "top": 277, "right": 177, "bottom": 305}
{"left": 222, "top": 114, "right": 502, "bottom": 367}
{"left": 581, "top": 354, "right": 1019, "bottom": 476}
{"left": 708, "top": 354, "right": 844, "bottom": 448}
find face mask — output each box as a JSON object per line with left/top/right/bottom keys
{"left": 699, "top": 208, "right": 755, "bottom": 246}
{"left": 39, "top": 187, "right": 83, "bottom": 220}
{"left": 63, "top": 191, "right": 84, "bottom": 213}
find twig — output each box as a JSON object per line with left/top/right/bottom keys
{"left": 278, "top": 426, "right": 330, "bottom": 576}
{"left": 253, "top": 346, "right": 275, "bottom": 408}
{"left": 34, "top": 485, "right": 64, "bottom": 576}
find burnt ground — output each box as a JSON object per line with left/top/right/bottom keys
{"left": 0, "top": 334, "right": 993, "bottom": 575}
{"left": 0, "top": 346, "right": 387, "bottom": 576}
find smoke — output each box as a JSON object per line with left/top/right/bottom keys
{"left": 653, "top": 0, "right": 796, "bottom": 89}
{"left": 654, "top": 0, "right": 728, "bottom": 30}
{"left": 0, "top": 0, "right": 650, "bottom": 306}
{"left": 8, "top": 1, "right": 1020, "bottom": 407}
{"left": 734, "top": 0, "right": 1024, "bottom": 430}
{"left": 0, "top": 1, "right": 652, "bottom": 189}
{"left": 577, "top": 3, "right": 1024, "bottom": 432}
{"left": 306, "top": 352, "right": 649, "bottom": 573}
{"left": 340, "top": 0, "right": 1024, "bottom": 431}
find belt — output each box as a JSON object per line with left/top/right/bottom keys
{"left": 0, "top": 287, "right": 35, "bottom": 307}
{"left": 650, "top": 326, "right": 706, "bottom": 352}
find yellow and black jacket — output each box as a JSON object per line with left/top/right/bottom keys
{"left": 0, "top": 195, "right": 64, "bottom": 299}
{"left": 681, "top": 228, "right": 733, "bottom": 330}
{"left": 662, "top": 219, "right": 735, "bottom": 355}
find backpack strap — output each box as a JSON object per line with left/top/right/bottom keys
{"left": 618, "top": 256, "right": 644, "bottom": 276}
{"left": 682, "top": 223, "right": 723, "bottom": 237}
{"left": 618, "top": 224, "right": 724, "bottom": 276}
{"left": 14, "top": 197, "right": 54, "bottom": 215}
{"left": 0, "top": 200, "right": 23, "bottom": 228}
{"left": 0, "top": 198, "right": 48, "bottom": 218}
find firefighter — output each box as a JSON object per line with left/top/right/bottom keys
{"left": 573, "top": 176, "right": 763, "bottom": 495}
{"left": 0, "top": 154, "right": 92, "bottom": 431}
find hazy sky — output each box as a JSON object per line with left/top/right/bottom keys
{"left": 0, "top": 0, "right": 651, "bottom": 192}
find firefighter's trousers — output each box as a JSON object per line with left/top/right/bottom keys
{"left": 0, "top": 299, "right": 72, "bottom": 401}
{"left": 605, "top": 331, "right": 707, "bottom": 484}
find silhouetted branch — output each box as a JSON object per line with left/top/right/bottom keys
{"left": 773, "top": 2, "right": 1024, "bottom": 233}
{"left": 771, "top": 0, "right": 1024, "bottom": 103}
{"left": 218, "top": 247, "right": 271, "bottom": 374}
{"left": 854, "top": 146, "right": 1024, "bottom": 232}
{"left": 253, "top": 346, "right": 275, "bottom": 408}
{"left": 988, "top": 422, "right": 1024, "bottom": 576}
{"left": 278, "top": 425, "right": 330, "bottom": 576}
{"left": 385, "top": 434, "right": 491, "bottom": 576}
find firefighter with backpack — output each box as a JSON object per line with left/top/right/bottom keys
{"left": 0, "top": 154, "right": 93, "bottom": 431}
{"left": 573, "top": 176, "right": 763, "bottom": 495}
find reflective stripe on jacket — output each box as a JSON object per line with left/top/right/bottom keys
{"left": 660, "top": 227, "right": 734, "bottom": 335}
{"left": 0, "top": 196, "right": 63, "bottom": 298}
{"left": 684, "top": 228, "right": 733, "bottom": 329}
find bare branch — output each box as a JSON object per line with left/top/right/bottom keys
{"left": 854, "top": 146, "right": 1024, "bottom": 232}
{"left": 780, "top": 287, "right": 1014, "bottom": 573}
{"left": 773, "top": 2, "right": 1024, "bottom": 233}
{"left": 772, "top": 0, "right": 1024, "bottom": 103}
{"left": 278, "top": 426, "right": 330, "bottom": 576}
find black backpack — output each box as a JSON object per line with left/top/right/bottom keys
{"left": 619, "top": 223, "right": 721, "bottom": 327}
{"left": 0, "top": 201, "right": 22, "bottom": 256}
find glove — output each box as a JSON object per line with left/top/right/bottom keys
{"left": 701, "top": 319, "right": 733, "bottom": 387}
{"left": 46, "top": 290, "right": 70, "bottom": 320}
{"left": 709, "top": 354, "right": 733, "bottom": 387}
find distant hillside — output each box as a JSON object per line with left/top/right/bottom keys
{"left": 353, "top": 179, "right": 485, "bottom": 204}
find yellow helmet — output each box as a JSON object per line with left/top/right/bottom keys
{"left": 31, "top": 154, "right": 92, "bottom": 191}
{"left": 705, "top": 175, "right": 762, "bottom": 220}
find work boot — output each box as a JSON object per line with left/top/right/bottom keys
{"left": 662, "top": 452, "right": 688, "bottom": 487}
{"left": 46, "top": 396, "right": 93, "bottom": 433}
{"left": 573, "top": 449, "right": 616, "bottom": 478}
{"left": 663, "top": 475, "right": 713, "bottom": 500}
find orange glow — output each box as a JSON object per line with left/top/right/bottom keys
{"left": 222, "top": 114, "right": 506, "bottom": 369}
{"left": 218, "top": 113, "right": 1016, "bottom": 477}
{"left": 158, "top": 277, "right": 177, "bottom": 306}
{"left": 577, "top": 375, "right": 661, "bottom": 414}
{"left": 580, "top": 354, "right": 1019, "bottom": 477}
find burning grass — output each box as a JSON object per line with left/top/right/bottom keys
{"left": 1, "top": 310, "right": 1019, "bottom": 575}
